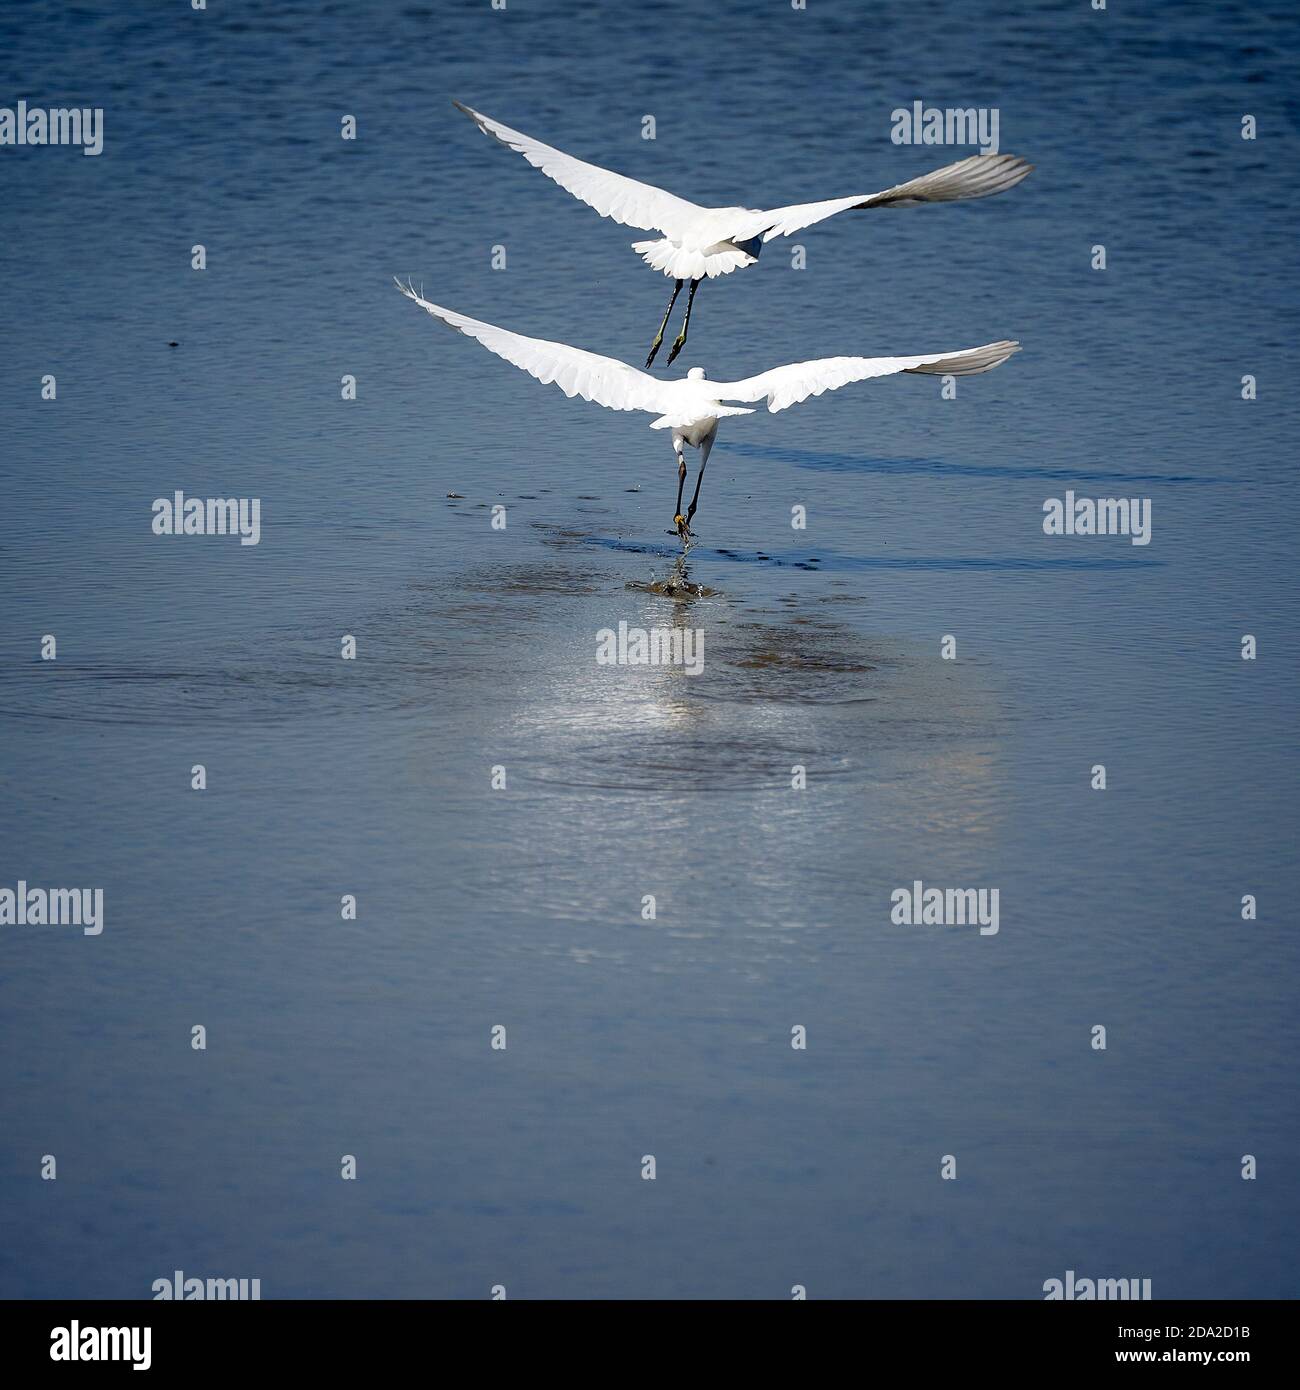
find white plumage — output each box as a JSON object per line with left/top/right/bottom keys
{"left": 399, "top": 288, "right": 670, "bottom": 415}
{"left": 396, "top": 280, "right": 1019, "bottom": 539}
{"left": 454, "top": 101, "right": 1032, "bottom": 283}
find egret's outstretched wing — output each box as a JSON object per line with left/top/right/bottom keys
{"left": 730, "top": 154, "right": 1033, "bottom": 242}
{"left": 716, "top": 341, "right": 1020, "bottom": 413}
{"left": 454, "top": 101, "right": 705, "bottom": 240}
{"left": 396, "top": 281, "right": 676, "bottom": 415}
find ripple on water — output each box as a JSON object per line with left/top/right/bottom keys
{"left": 0, "top": 544, "right": 999, "bottom": 791}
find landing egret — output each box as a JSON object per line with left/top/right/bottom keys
{"left": 453, "top": 101, "right": 1032, "bottom": 367}
{"left": 396, "top": 280, "right": 1019, "bottom": 544}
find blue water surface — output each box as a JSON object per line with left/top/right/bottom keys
{"left": 1, "top": 0, "right": 1297, "bottom": 1298}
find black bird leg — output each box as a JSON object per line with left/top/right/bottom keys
{"left": 646, "top": 279, "right": 683, "bottom": 367}
{"left": 666, "top": 278, "right": 700, "bottom": 366}
{"left": 673, "top": 448, "right": 689, "bottom": 539}
{"left": 685, "top": 447, "right": 710, "bottom": 529}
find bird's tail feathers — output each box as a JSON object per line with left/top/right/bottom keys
{"left": 632, "top": 238, "right": 757, "bottom": 279}
{"left": 650, "top": 405, "right": 755, "bottom": 430}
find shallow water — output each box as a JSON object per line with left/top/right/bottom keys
{"left": 2, "top": 0, "right": 1298, "bottom": 1298}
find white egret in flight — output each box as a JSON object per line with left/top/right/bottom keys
{"left": 396, "top": 280, "right": 1019, "bottom": 544}
{"left": 453, "top": 101, "right": 1032, "bottom": 368}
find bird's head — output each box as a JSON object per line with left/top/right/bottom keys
{"left": 686, "top": 367, "right": 707, "bottom": 381}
